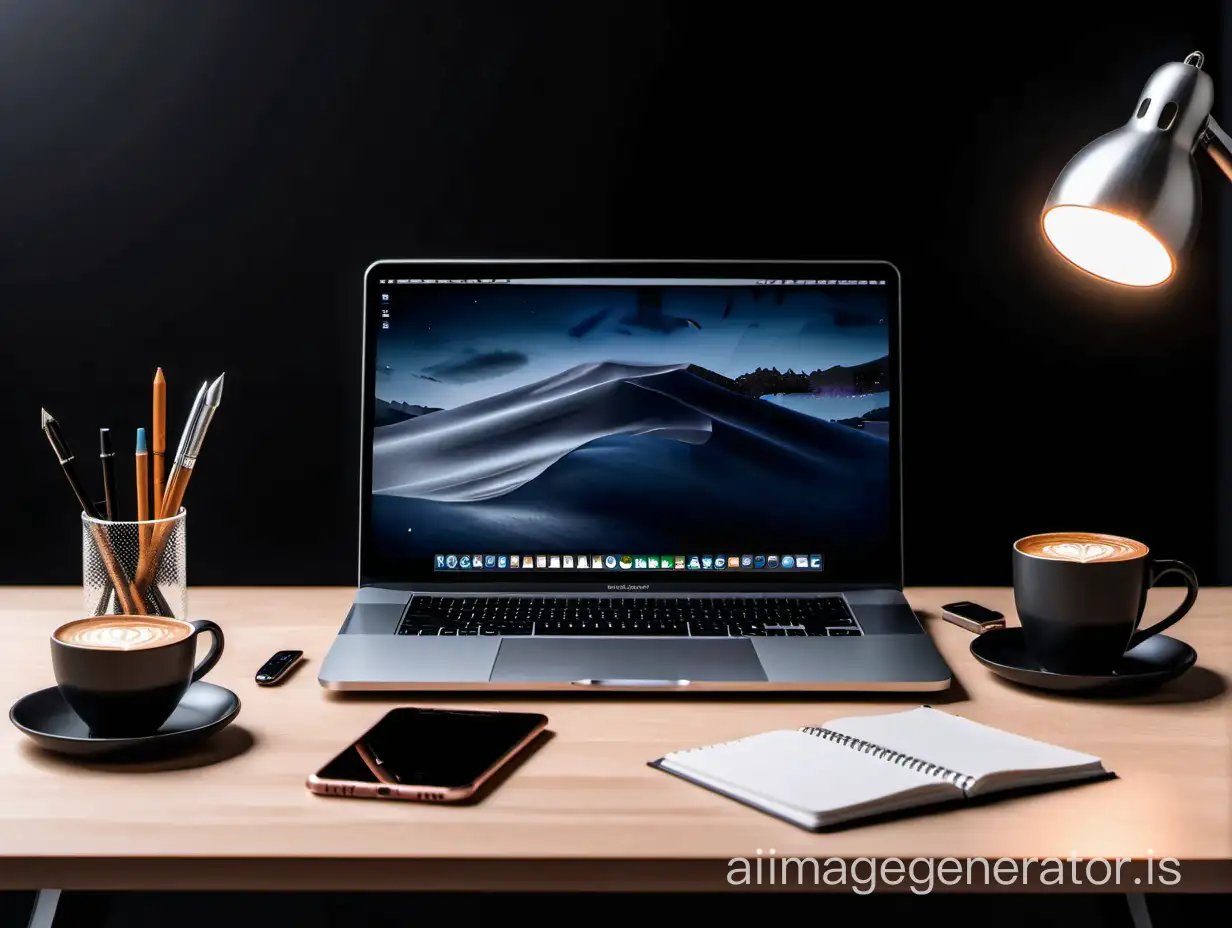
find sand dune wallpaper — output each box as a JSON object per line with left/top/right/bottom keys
{"left": 371, "top": 282, "right": 894, "bottom": 579}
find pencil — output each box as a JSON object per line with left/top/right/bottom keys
{"left": 135, "top": 428, "right": 150, "bottom": 546}
{"left": 152, "top": 368, "right": 166, "bottom": 509}
{"left": 132, "top": 427, "right": 173, "bottom": 615}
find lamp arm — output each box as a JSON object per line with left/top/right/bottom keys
{"left": 1199, "top": 115, "right": 1232, "bottom": 181}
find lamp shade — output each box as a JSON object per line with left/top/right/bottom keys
{"left": 1042, "top": 56, "right": 1214, "bottom": 286}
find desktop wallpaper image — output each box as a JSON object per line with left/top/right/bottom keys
{"left": 370, "top": 283, "right": 894, "bottom": 580}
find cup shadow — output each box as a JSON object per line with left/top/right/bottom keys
{"left": 19, "top": 724, "right": 257, "bottom": 773}
{"left": 982, "top": 665, "right": 1226, "bottom": 705}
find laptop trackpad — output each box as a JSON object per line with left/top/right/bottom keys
{"left": 489, "top": 638, "right": 767, "bottom": 684}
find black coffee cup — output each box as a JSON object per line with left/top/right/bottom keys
{"left": 1013, "top": 532, "right": 1197, "bottom": 675}
{"left": 51, "top": 615, "right": 224, "bottom": 736}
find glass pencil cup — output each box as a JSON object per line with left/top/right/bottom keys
{"left": 82, "top": 509, "right": 187, "bottom": 619}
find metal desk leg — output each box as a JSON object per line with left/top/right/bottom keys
{"left": 27, "top": 890, "right": 61, "bottom": 928}
{"left": 1126, "top": 893, "right": 1153, "bottom": 928}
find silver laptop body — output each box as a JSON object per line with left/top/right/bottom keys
{"left": 320, "top": 259, "right": 951, "bottom": 692}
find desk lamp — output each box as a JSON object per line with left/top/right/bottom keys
{"left": 1042, "top": 51, "right": 1229, "bottom": 285}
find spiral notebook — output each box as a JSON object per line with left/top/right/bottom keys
{"left": 650, "top": 707, "right": 1110, "bottom": 831}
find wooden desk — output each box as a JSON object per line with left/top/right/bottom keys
{"left": 1, "top": 587, "right": 1228, "bottom": 892}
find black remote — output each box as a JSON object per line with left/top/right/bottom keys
{"left": 256, "top": 650, "right": 304, "bottom": 686}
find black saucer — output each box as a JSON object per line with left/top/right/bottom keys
{"left": 970, "top": 627, "right": 1196, "bottom": 696}
{"left": 9, "top": 681, "right": 240, "bottom": 758}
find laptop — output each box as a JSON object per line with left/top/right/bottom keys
{"left": 318, "top": 259, "right": 952, "bottom": 691}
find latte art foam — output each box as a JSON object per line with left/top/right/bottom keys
{"left": 55, "top": 616, "right": 190, "bottom": 650}
{"left": 1017, "top": 532, "right": 1146, "bottom": 563}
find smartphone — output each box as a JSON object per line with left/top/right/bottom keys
{"left": 940, "top": 601, "right": 1006, "bottom": 634}
{"left": 306, "top": 707, "right": 548, "bottom": 802}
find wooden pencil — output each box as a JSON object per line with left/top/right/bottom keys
{"left": 137, "top": 465, "right": 191, "bottom": 596}
{"left": 152, "top": 368, "right": 166, "bottom": 512}
{"left": 135, "top": 428, "right": 150, "bottom": 551}
{"left": 89, "top": 522, "right": 143, "bottom": 615}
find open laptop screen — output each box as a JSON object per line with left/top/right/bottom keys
{"left": 361, "top": 262, "right": 899, "bottom": 588}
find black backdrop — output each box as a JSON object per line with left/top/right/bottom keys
{"left": 0, "top": 1, "right": 1222, "bottom": 587}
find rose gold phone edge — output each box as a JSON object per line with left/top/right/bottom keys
{"left": 305, "top": 712, "right": 548, "bottom": 802}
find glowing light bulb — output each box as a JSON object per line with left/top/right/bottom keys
{"left": 1043, "top": 205, "right": 1174, "bottom": 287}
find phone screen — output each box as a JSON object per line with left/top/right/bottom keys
{"left": 946, "top": 602, "right": 1003, "bottom": 623}
{"left": 315, "top": 708, "right": 545, "bottom": 788}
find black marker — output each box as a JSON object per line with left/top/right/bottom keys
{"left": 99, "top": 428, "right": 116, "bottom": 520}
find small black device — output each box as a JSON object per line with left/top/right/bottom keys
{"left": 939, "top": 601, "right": 1005, "bottom": 634}
{"left": 307, "top": 707, "right": 548, "bottom": 802}
{"left": 256, "top": 650, "right": 303, "bottom": 685}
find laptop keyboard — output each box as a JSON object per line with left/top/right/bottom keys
{"left": 395, "top": 596, "right": 861, "bottom": 637}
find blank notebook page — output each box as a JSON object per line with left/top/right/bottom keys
{"left": 660, "top": 729, "right": 957, "bottom": 821}
{"left": 823, "top": 707, "right": 1104, "bottom": 795}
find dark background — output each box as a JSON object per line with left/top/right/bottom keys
{"left": 0, "top": 1, "right": 1224, "bottom": 587}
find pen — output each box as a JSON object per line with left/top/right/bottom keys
{"left": 99, "top": 428, "right": 116, "bottom": 521}
{"left": 159, "top": 380, "right": 206, "bottom": 518}
{"left": 41, "top": 410, "right": 141, "bottom": 615}
{"left": 138, "top": 374, "right": 224, "bottom": 599}
{"left": 161, "top": 373, "right": 224, "bottom": 520}
{"left": 40, "top": 409, "right": 100, "bottom": 519}
{"left": 152, "top": 368, "right": 166, "bottom": 508}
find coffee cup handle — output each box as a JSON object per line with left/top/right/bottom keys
{"left": 189, "top": 619, "right": 225, "bottom": 682}
{"left": 1130, "top": 560, "right": 1199, "bottom": 650}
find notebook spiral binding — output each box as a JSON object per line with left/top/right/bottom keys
{"left": 800, "top": 727, "right": 976, "bottom": 792}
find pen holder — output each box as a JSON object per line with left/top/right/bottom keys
{"left": 82, "top": 509, "right": 187, "bottom": 619}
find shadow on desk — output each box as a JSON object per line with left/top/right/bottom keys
{"left": 322, "top": 677, "right": 973, "bottom": 706}
{"left": 979, "top": 667, "right": 1227, "bottom": 706}
{"left": 16, "top": 725, "right": 257, "bottom": 774}
{"left": 0, "top": 890, "right": 1218, "bottom": 927}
